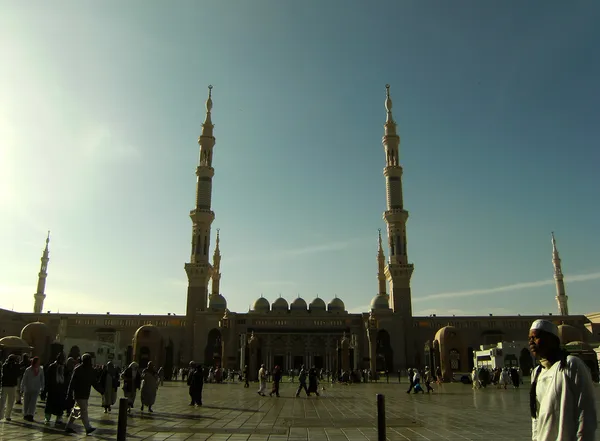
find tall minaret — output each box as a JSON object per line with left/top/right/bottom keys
{"left": 377, "top": 229, "right": 387, "bottom": 298}
{"left": 211, "top": 229, "right": 221, "bottom": 297}
{"left": 381, "top": 84, "right": 414, "bottom": 316}
{"left": 33, "top": 231, "right": 50, "bottom": 314}
{"left": 552, "top": 232, "right": 569, "bottom": 316}
{"left": 184, "top": 85, "right": 217, "bottom": 359}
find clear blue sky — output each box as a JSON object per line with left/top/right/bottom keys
{"left": 1, "top": 1, "right": 599, "bottom": 317}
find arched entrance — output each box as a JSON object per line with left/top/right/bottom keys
{"left": 204, "top": 329, "right": 222, "bottom": 367}
{"left": 376, "top": 330, "right": 393, "bottom": 372}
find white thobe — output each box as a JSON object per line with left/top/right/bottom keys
{"left": 532, "top": 355, "right": 597, "bottom": 441}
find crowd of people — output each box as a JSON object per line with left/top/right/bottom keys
{"left": 0, "top": 353, "right": 165, "bottom": 435}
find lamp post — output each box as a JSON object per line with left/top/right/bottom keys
{"left": 365, "top": 312, "right": 379, "bottom": 378}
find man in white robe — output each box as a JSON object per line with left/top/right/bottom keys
{"left": 529, "top": 319, "right": 597, "bottom": 441}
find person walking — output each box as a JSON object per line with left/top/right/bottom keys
{"left": 269, "top": 365, "right": 281, "bottom": 397}
{"left": 100, "top": 361, "right": 119, "bottom": 413}
{"left": 21, "top": 356, "right": 44, "bottom": 422}
{"left": 121, "top": 362, "right": 141, "bottom": 413}
{"left": 43, "top": 353, "right": 67, "bottom": 425}
{"left": 0, "top": 354, "right": 20, "bottom": 421}
{"left": 188, "top": 362, "right": 204, "bottom": 406}
{"left": 529, "top": 319, "right": 597, "bottom": 441}
{"left": 307, "top": 367, "right": 320, "bottom": 397}
{"left": 140, "top": 362, "right": 159, "bottom": 412}
{"left": 257, "top": 364, "right": 267, "bottom": 396}
{"left": 295, "top": 366, "right": 309, "bottom": 397}
{"left": 243, "top": 365, "right": 249, "bottom": 388}
{"left": 64, "top": 354, "right": 98, "bottom": 435}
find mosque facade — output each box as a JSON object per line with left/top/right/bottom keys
{"left": 0, "top": 86, "right": 597, "bottom": 381}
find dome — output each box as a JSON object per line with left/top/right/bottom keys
{"left": 0, "top": 336, "right": 31, "bottom": 349}
{"left": 566, "top": 341, "right": 593, "bottom": 350}
{"left": 252, "top": 297, "right": 270, "bottom": 312}
{"left": 309, "top": 297, "right": 326, "bottom": 311}
{"left": 434, "top": 325, "right": 458, "bottom": 344}
{"left": 134, "top": 324, "right": 162, "bottom": 340}
{"left": 291, "top": 297, "right": 307, "bottom": 311}
{"left": 209, "top": 294, "right": 227, "bottom": 311}
{"left": 370, "top": 294, "right": 389, "bottom": 310}
{"left": 21, "top": 321, "right": 51, "bottom": 343}
{"left": 327, "top": 297, "right": 345, "bottom": 312}
{"left": 557, "top": 324, "right": 583, "bottom": 345}
{"left": 272, "top": 297, "right": 289, "bottom": 311}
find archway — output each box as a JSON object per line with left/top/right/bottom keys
{"left": 204, "top": 329, "right": 222, "bottom": 367}
{"left": 376, "top": 330, "right": 393, "bottom": 372}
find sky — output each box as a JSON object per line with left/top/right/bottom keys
{"left": 1, "top": 1, "right": 599, "bottom": 318}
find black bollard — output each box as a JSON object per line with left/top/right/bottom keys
{"left": 377, "top": 393, "right": 386, "bottom": 441}
{"left": 117, "top": 397, "right": 128, "bottom": 441}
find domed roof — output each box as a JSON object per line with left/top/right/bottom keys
{"left": 434, "top": 325, "right": 458, "bottom": 343}
{"left": 309, "top": 297, "right": 326, "bottom": 311}
{"left": 557, "top": 323, "right": 583, "bottom": 344}
{"left": 209, "top": 294, "right": 227, "bottom": 311}
{"left": 370, "top": 295, "right": 389, "bottom": 310}
{"left": 327, "top": 297, "right": 345, "bottom": 312}
{"left": 134, "top": 324, "right": 162, "bottom": 340}
{"left": 21, "top": 321, "right": 50, "bottom": 340}
{"left": 272, "top": 297, "right": 289, "bottom": 311}
{"left": 0, "top": 336, "right": 31, "bottom": 349}
{"left": 252, "top": 297, "right": 270, "bottom": 312}
{"left": 291, "top": 297, "right": 307, "bottom": 311}
{"left": 565, "top": 340, "right": 593, "bottom": 350}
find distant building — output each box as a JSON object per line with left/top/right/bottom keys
{"left": 0, "top": 85, "right": 595, "bottom": 381}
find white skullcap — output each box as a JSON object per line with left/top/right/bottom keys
{"left": 530, "top": 319, "right": 559, "bottom": 337}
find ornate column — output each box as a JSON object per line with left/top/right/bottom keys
{"left": 239, "top": 333, "right": 247, "bottom": 371}
{"left": 340, "top": 333, "right": 350, "bottom": 372}
{"left": 218, "top": 309, "right": 232, "bottom": 369}
{"left": 248, "top": 331, "right": 258, "bottom": 381}
{"left": 366, "top": 312, "right": 378, "bottom": 376}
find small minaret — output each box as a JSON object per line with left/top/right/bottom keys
{"left": 552, "top": 232, "right": 569, "bottom": 316}
{"left": 377, "top": 229, "right": 387, "bottom": 298}
{"left": 211, "top": 229, "right": 221, "bottom": 297}
{"left": 33, "top": 231, "right": 50, "bottom": 314}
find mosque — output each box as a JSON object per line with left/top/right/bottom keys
{"left": 1, "top": 85, "right": 598, "bottom": 381}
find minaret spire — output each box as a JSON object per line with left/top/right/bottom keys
{"left": 185, "top": 85, "right": 218, "bottom": 360}
{"left": 551, "top": 232, "right": 569, "bottom": 315}
{"left": 211, "top": 229, "right": 221, "bottom": 297}
{"left": 33, "top": 231, "right": 50, "bottom": 314}
{"left": 381, "top": 84, "right": 414, "bottom": 317}
{"left": 377, "top": 229, "right": 387, "bottom": 298}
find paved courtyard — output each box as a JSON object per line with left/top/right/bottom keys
{"left": 1, "top": 379, "right": 599, "bottom": 440}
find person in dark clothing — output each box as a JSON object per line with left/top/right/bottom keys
{"left": 269, "top": 366, "right": 281, "bottom": 397}
{"left": 64, "top": 354, "right": 98, "bottom": 435}
{"left": 243, "top": 365, "right": 249, "bottom": 388}
{"left": 406, "top": 368, "right": 414, "bottom": 393}
{"left": 0, "top": 354, "right": 21, "bottom": 421}
{"left": 295, "top": 366, "right": 309, "bottom": 397}
{"left": 307, "top": 367, "right": 320, "bottom": 397}
{"left": 44, "top": 352, "right": 67, "bottom": 425}
{"left": 188, "top": 363, "right": 204, "bottom": 406}
{"left": 16, "top": 354, "right": 30, "bottom": 405}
